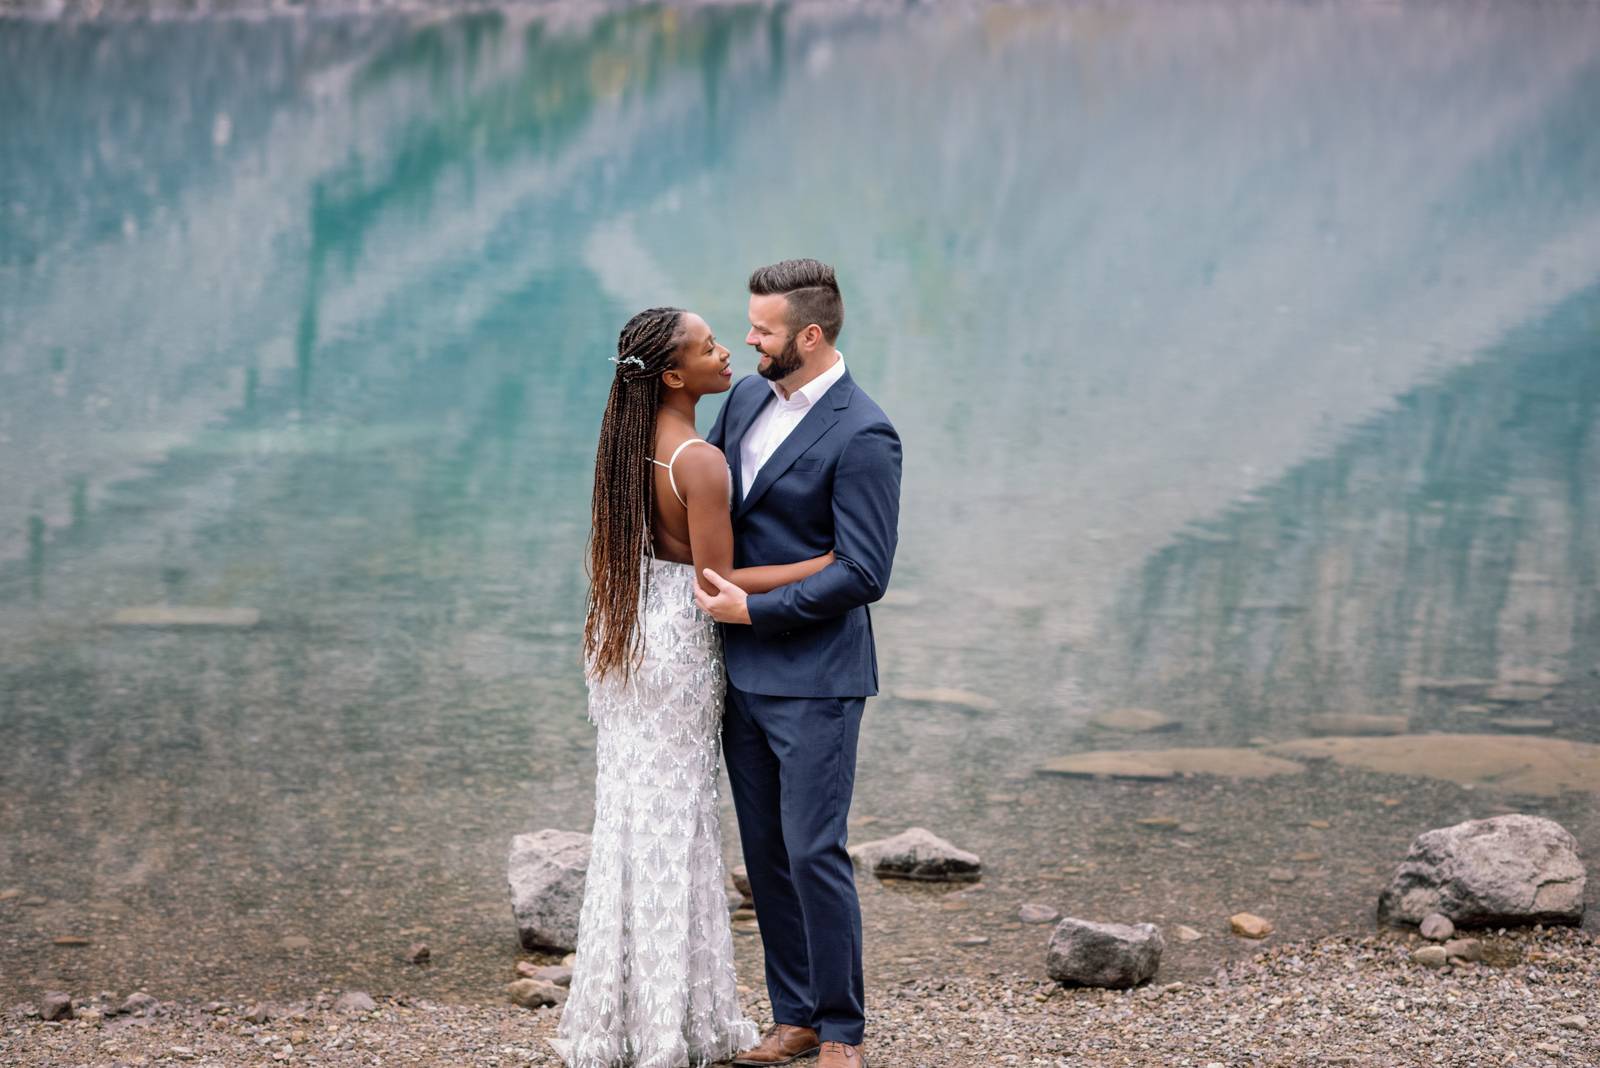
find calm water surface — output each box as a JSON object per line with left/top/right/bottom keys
{"left": 2, "top": 2, "right": 1599, "bottom": 1002}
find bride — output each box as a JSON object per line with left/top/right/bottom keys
{"left": 552, "top": 307, "right": 833, "bottom": 1067}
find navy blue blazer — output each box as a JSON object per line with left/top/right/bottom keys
{"left": 706, "top": 367, "right": 902, "bottom": 698}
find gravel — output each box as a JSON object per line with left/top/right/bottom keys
{"left": 6, "top": 927, "right": 1594, "bottom": 1066}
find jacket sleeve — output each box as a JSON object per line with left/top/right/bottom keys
{"left": 745, "top": 420, "right": 902, "bottom": 634}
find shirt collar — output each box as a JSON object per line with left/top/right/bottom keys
{"left": 768, "top": 353, "right": 846, "bottom": 411}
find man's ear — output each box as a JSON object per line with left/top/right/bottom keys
{"left": 661, "top": 368, "right": 686, "bottom": 390}
{"left": 800, "top": 324, "right": 824, "bottom": 351}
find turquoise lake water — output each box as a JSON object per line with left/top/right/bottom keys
{"left": 2, "top": 3, "right": 1598, "bottom": 1001}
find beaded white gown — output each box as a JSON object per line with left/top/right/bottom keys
{"left": 551, "top": 556, "right": 759, "bottom": 1068}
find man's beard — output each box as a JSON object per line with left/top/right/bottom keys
{"left": 757, "top": 333, "right": 804, "bottom": 381}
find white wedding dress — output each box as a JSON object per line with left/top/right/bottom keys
{"left": 552, "top": 554, "right": 760, "bottom": 1068}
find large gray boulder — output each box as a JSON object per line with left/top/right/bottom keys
{"left": 1377, "top": 815, "right": 1585, "bottom": 928}
{"left": 847, "top": 827, "right": 981, "bottom": 882}
{"left": 508, "top": 829, "right": 591, "bottom": 952}
{"left": 1046, "top": 918, "right": 1164, "bottom": 989}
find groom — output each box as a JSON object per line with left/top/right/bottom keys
{"left": 695, "top": 259, "right": 901, "bottom": 1068}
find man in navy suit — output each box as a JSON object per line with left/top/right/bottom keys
{"left": 695, "top": 259, "right": 901, "bottom": 1068}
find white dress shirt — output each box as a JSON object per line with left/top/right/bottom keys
{"left": 740, "top": 354, "right": 846, "bottom": 500}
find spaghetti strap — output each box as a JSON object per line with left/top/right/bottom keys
{"left": 648, "top": 439, "right": 716, "bottom": 507}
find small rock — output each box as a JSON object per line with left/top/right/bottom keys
{"left": 1442, "top": 938, "right": 1482, "bottom": 962}
{"left": 1305, "top": 819, "right": 1332, "bottom": 830}
{"left": 1291, "top": 852, "right": 1323, "bottom": 863}
{"left": 1135, "top": 817, "right": 1181, "bottom": 831}
{"left": 730, "top": 864, "right": 753, "bottom": 905}
{"left": 507, "top": 979, "right": 564, "bottom": 1009}
{"left": 21, "top": 896, "right": 48, "bottom": 907}
{"left": 953, "top": 936, "right": 990, "bottom": 947}
{"left": 118, "top": 992, "right": 160, "bottom": 1018}
{"left": 243, "top": 1004, "right": 274, "bottom": 1025}
{"left": 527, "top": 965, "right": 573, "bottom": 987}
{"left": 333, "top": 991, "right": 376, "bottom": 1014}
{"left": 1267, "top": 869, "right": 1296, "bottom": 884}
{"left": 1172, "top": 925, "right": 1204, "bottom": 942}
{"left": 406, "top": 942, "right": 430, "bottom": 964}
{"left": 52, "top": 935, "right": 91, "bottom": 946}
{"left": 1412, "top": 946, "right": 1448, "bottom": 968}
{"left": 848, "top": 828, "right": 981, "bottom": 882}
{"left": 732, "top": 908, "right": 757, "bottom": 923}
{"left": 279, "top": 935, "right": 311, "bottom": 951}
{"left": 1419, "top": 913, "right": 1455, "bottom": 941}
{"left": 39, "top": 992, "right": 73, "bottom": 1021}
{"left": 0, "top": 888, "right": 21, "bottom": 901}
{"left": 1228, "top": 913, "right": 1273, "bottom": 939}
{"left": 1018, "top": 903, "right": 1061, "bottom": 924}
{"left": 1556, "top": 1015, "right": 1588, "bottom": 1030}
{"left": 1046, "top": 918, "right": 1164, "bottom": 989}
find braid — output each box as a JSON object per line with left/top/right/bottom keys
{"left": 584, "top": 307, "right": 686, "bottom": 681}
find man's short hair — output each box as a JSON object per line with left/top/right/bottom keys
{"left": 748, "top": 258, "right": 844, "bottom": 344}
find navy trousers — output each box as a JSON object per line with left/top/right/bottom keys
{"left": 722, "top": 684, "right": 866, "bottom": 1045}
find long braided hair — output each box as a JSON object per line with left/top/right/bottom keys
{"left": 584, "top": 306, "right": 686, "bottom": 681}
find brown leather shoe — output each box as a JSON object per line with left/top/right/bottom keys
{"left": 731, "top": 1024, "right": 821, "bottom": 1066}
{"left": 817, "top": 1041, "right": 865, "bottom": 1068}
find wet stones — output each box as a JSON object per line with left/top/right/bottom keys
{"left": 1045, "top": 918, "right": 1164, "bottom": 989}
{"left": 1377, "top": 814, "right": 1586, "bottom": 928}
{"left": 848, "top": 827, "right": 981, "bottom": 882}
{"left": 507, "top": 828, "right": 591, "bottom": 952}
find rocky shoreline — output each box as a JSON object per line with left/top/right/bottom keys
{"left": 7, "top": 926, "right": 1595, "bottom": 1066}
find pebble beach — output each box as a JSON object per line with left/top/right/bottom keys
{"left": 7, "top": 926, "right": 1596, "bottom": 1067}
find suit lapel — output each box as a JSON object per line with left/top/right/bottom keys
{"left": 725, "top": 381, "right": 773, "bottom": 509}
{"left": 735, "top": 370, "right": 855, "bottom": 518}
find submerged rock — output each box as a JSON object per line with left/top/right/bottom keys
{"left": 1377, "top": 814, "right": 1586, "bottom": 928}
{"left": 110, "top": 605, "right": 260, "bottom": 627}
{"left": 1046, "top": 918, "right": 1163, "bottom": 989}
{"left": 890, "top": 687, "right": 998, "bottom": 714}
{"left": 1265, "top": 734, "right": 1600, "bottom": 796}
{"left": 508, "top": 829, "right": 591, "bottom": 952}
{"left": 1304, "top": 714, "right": 1408, "bottom": 736}
{"left": 848, "top": 827, "right": 981, "bottom": 882}
{"left": 1089, "top": 708, "right": 1180, "bottom": 733}
{"left": 1038, "top": 748, "right": 1305, "bottom": 781}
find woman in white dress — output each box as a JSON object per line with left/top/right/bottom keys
{"left": 553, "top": 307, "right": 833, "bottom": 1068}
